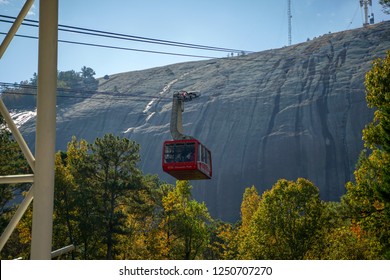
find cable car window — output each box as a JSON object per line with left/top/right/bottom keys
{"left": 198, "top": 144, "right": 202, "bottom": 163}
{"left": 174, "top": 144, "right": 185, "bottom": 162}
{"left": 165, "top": 142, "right": 195, "bottom": 163}
{"left": 184, "top": 143, "right": 195, "bottom": 162}
{"left": 177, "top": 143, "right": 194, "bottom": 162}
{"left": 198, "top": 144, "right": 205, "bottom": 163}
{"left": 164, "top": 144, "right": 174, "bottom": 163}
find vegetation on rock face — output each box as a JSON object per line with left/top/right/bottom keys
{"left": 1, "top": 66, "right": 99, "bottom": 108}
{"left": 1, "top": 50, "right": 390, "bottom": 259}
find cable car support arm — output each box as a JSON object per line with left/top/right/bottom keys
{"left": 170, "top": 91, "right": 199, "bottom": 140}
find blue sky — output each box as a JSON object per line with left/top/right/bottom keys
{"left": 0, "top": 0, "right": 389, "bottom": 83}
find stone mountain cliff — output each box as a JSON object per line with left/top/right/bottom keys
{"left": 12, "top": 21, "right": 390, "bottom": 221}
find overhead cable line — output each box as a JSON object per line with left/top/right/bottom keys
{"left": 1, "top": 90, "right": 167, "bottom": 102}
{"left": 0, "top": 82, "right": 173, "bottom": 102}
{"left": 2, "top": 14, "right": 380, "bottom": 65}
{"left": 0, "top": 87, "right": 367, "bottom": 104}
{"left": 0, "top": 31, "right": 220, "bottom": 60}
{"left": 0, "top": 81, "right": 366, "bottom": 102}
{"left": 0, "top": 14, "right": 253, "bottom": 54}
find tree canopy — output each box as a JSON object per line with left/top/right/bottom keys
{"left": 341, "top": 51, "right": 390, "bottom": 258}
{"left": 243, "top": 179, "right": 323, "bottom": 259}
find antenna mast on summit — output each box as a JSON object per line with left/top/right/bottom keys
{"left": 360, "top": 0, "right": 374, "bottom": 26}
{"left": 288, "top": 0, "right": 292, "bottom": 46}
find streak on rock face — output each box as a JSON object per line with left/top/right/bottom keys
{"left": 10, "top": 21, "right": 390, "bottom": 222}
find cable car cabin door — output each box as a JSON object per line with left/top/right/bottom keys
{"left": 162, "top": 139, "right": 212, "bottom": 180}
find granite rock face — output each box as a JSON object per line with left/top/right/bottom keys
{"left": 12, "top": 22, "right": 390, "bottom": 221}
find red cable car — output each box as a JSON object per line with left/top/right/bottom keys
{"left": 162, "top": 91, "right": 212, "bottom": 180}
{"left": 162, "top": 139, "right": 212, "bottom": 180}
